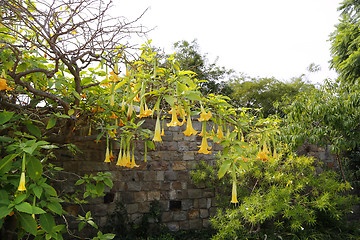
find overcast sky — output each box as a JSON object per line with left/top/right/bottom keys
{"left": 117, "top": 0, "right": 343, "bottom": 84}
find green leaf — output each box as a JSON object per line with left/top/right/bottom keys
{"left": 28, "top": 157, "right": 43, "bottom": 181}
{"left": 0, "top": 154, "right": 17, "bottom": 174}
{"left": 75, "top": 179, "right": 85, "bottom": 185}
{"left": 78, "top": 221, "right": 86, "bottom": 231}
{"left": 46, "top": 118, "right": 56, "bottom": 129}
{"left": 14, "top": 194, "right": 27, "bottom": 205}
{"left": 33, "top": 185, "right": 43, "bottom": 199}
{"left": 0, "top": 206, "right": 12, "bottom": 219}
{"left": 0, "top": 111, "right": 14, "bottom": 125}
{"left": 95, "top": 182, "right": 104, "bottom": 195}
{"left": 68, "top": 109, "right": 75, "bottom": 116}
{"left": 0, "top": 136, "right": 13, "bottom": 142}
{"left": 42, "top": 183, "right": 57, "bottom": 197}
{"left": 164, "top": 95, "right": 176, "bottom": 106}
{"left": 47, "top": 201, "right": 63, "bottom": 215}
{"left": 26, "top": 124, "right": 41, "bottom": 138}
{"left": 39, "top": 213, "right": 55, "bottom": 233}
{"left": 103, "top": 178, "right": 113, "bottom": 188}
{"left": 15, "top": 202, "right": 33, "bottom": 214}
{"left": 184, "top": 91, "right": 202, "bottom": 101}
{"left": 218, "top": 159, "right": 232, "bottom": 179}
{"left": 32, "top": 206, "right": 46, "bottom": 214}
{"left": 18, "top": 212, "right": 38, "bottom": 235}
{"left": 53, "top": 113, "right": 70, "bottom": 119}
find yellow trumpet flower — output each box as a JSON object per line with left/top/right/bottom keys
{"left": 18, "top": 172, "right": 26, "bottom": 191}
{"left": 153, "top": 115, "right": 162, "bottom": 142}
{"left": 216, "top": 126, "right": 224, "bottom": 139}
{"left": 183, "top": 115, "right": 198, "bottom": 136}
{"left": 198, "top": 105, "right": 212, "bottom": 122}
{"left": 137, "top": 101, "right": 152, "bottom": 119}
{"left": 167, "top": 107, "right": 183, "bottom": 127}
{"left": 197, "top": 136, "right": 212, "bottom": 154}
{"left": 0, "top": 78, "right": 12, "bottom": 91}
{"left": 127, "top": 101, "right": 134, "bottom": 119}
{"left": 116, "top": 149, "right": 122, "bottom": 166}
{"left": 129, "top": 146, "right": 139, "bottom": 168}
{"left": 231, "top": 180, "right": 238, "bottom": 204}
{"left": 125, "top": 148, "right": 131, "bottom": 168}
{"left": 104, "top": 145, "right": 111, "bottom": 163}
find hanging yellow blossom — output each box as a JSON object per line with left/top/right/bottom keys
{"left": 127, "top": 101, "right": 134, "bottom": 120}
{"left": 256, "top": 142, "right": 270, "bottom": 162}
{"left": 18, "top": 154, "right": 26, "bottom": 191}
{"left": 133, "top": 93, "right": 140, "bottom": 102}
{"left": 137, "top": 101, "right": 152, "bottom": 119}
{"left": 0, "top": 78, "right": 12, "bottom": 91}
{"left": 18, "top": 172, "right": 26, "bottom": 191}
{"left": 109, "top": 150, "right": 115, "bottom": 162}
{"left": 109, "top": 112, "right": 118, "bottom": 119}
{"left": 167, "top": 107, "right": 183, "bottom": 127}
{"left": 125, "top": 148, "right": 131, "bottom": 168}
{"left": 183, "top": 115, "right": 197, "bottom": 136}
{"left": 116, "top": 139, "right": 123, "bottom": 166}
{"left": 216, "top": 126, "right": 224, "bottom": 139}
{"left": 153, "top": 115, "right": 162, "bottom": 142}
{"left": 198, "top": 105, "right": 212, "bottom": 122}
{"left": 129, "top": 146, "right": 139, "bottom": 168}
{"left": 104, "top": 145, "right": 111, "bottom": 163}
{"left": 231, "top": 180, "right": 238, "bottom": 204}
{"left": 198, "top": 136, "right": 212, "bottom": 154}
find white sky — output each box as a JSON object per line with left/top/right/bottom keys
{"left": 116, "top": 0, "right": 343, "bottom": 84}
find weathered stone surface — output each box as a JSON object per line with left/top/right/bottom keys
{"left": 148, "top": 191, "right": 160, "bottom": 201}
{"left": 198, "top": 198, "right": 207, "bottom": 208}
{"left": 188, "top": 189, "right": 202, "bottom": 199}
{"left": 149, "top": 161, "right": 169, "bottom": 171}
{"left": 189, "top": 219, "right": 202, "bottom": 229}
{"left": 172, "top": 161, "right": 187, "bottom": 171}
{"left": 173, "top": 211, "right": 187, "bottom": 221}
{"left": 162, "top": 212, "right": 173, "bottom": 222}
{"left": 171, "top": 181, "right": 182, "bottom": 190}
{"left": 181, "top": 199, "right": 193, "bottom": 211}
{"left": 168, "top": 222, "right": 180, "bottom": 232}
{"left": 133, "top": 192, "right": 147, "bottom": 202}
{"left": 139, "top": 202, "right": 150, "bottom": 213}
{"left": 143, "top": 171, "right": 157, "bottom": 181}
{"left": 141, "top": 181, "right": 160, "bottom": 191}
{"left": 179, "top": 221, "right": 190, "bottom": 230}
{"left": 156, "top": 171, "right": 164, "bottom": 181}
{"left": 54, "top": 118, "right": 228, "bottom": 234}
{"left": 164, "top": 171, "right": 178, "bottom": 181}
{"left": 200, "top": 209, "right": 209, "bottom": 218}
{"left": 188, "top": 209, "right": 199, "bottom": 220}
{"left": 183, "top": 151, "right": 195, "bottom": 161}
{"left": 126, "top": 203, "right": 139, "bottom": 214}
{"left": 126, "top": 181, "right": 141, "bottom": 191}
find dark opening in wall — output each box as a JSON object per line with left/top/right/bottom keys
{"left": 104, "top": 192, "right": 115, "bottom": 204}
{"left": 169, "top": 200, "right": 181, "bottom": 211}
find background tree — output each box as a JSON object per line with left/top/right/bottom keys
{"left": 172, "top": 39, "right": 234, "bottom": 95}
{"left": 228, "top": 74, "right": 316, "bottom": 117}
{"left": 0, "top": 0, "right": 147, "bottom": 140}
{"left": 330, "top": 0, "right": 360, "bottom": 84}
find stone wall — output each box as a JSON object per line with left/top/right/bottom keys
{"left": 53, "top": 118, "right": 220, "bottom": 233}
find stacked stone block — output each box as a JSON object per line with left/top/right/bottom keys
{"left": 54, "top": 117, "right": 219, "bottom": 231}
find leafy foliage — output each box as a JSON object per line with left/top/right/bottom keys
{"left": 193, "top": 152, "right": 358, "bottom": 239}
{"left": 228, "top": 74, "right": 316, "bottom": 117}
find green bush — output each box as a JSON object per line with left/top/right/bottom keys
{"left": 193, "top": 154, "right": 359, "bottom": 239}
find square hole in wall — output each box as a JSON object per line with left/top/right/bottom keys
{"left": 169, "top": 200, "right": 181, "bottom": 211}
{"left": 104, "top": 192, "right": 115, "bottom": 204}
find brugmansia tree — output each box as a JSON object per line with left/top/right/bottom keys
{"left": 0, "top": 0, "right": 357, "bottom": 240}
